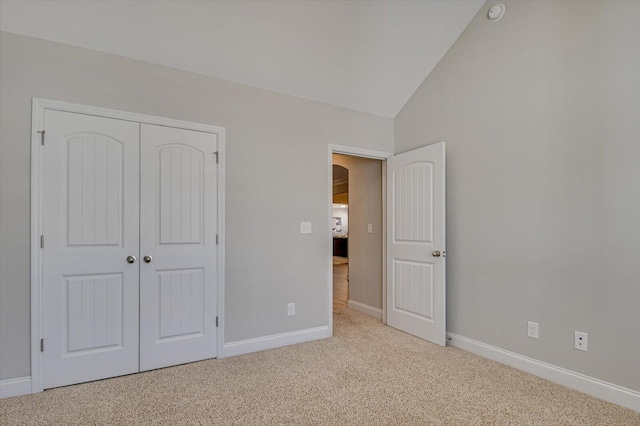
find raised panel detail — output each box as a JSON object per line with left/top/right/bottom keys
{"left": 66, "top": 274, "right": 123, "bottom": 352}
{"left": 158, "top": 269, "right": 204, "bottom": 339}
{"left": 393, "top": 260, "right": 433, "bottom": 320}
{"left": 394, "top": 162, "right": 433, "bottom": 243}
{"left": 158, "top": 146, "right": 203, "bottom": 244}
{"left": 67, "top": 135, "right": 122, "bottom": 246}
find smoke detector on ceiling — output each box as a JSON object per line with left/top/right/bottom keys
{"left": 488, "top": 4, "right": 506, "bottom": 22}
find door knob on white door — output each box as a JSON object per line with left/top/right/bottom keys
{"left": 432, "top": 251, "right": 441, "bottom": 257}
{"left": 127, "top": 255, "right": 137, "bottom": 264}
{"left": 143, "top": 255, "right": 152, "bottom": 263}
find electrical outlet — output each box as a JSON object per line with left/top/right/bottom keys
{"left": 288, "top": 303, "right": 295, "bottom": 316}
{"left": 367, "top": 224, "right": 373, "bottom": 234}
{"left": 527, "top": 321, "right": 539, "bottom": 339}
{"left": 300, "top": 222, "right": 312, "bottom": 234}
{"left": 574, "top": 331, "right": 588, "bottom": 352}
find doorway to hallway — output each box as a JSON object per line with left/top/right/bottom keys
{"left": 331, "top": 153, "right": 383, "bottom": 320}
{"left": 332, "top": 164, "right": 349, "bottom": 305}
{"left": 327, "top": 142, "right": 447, "bottom": 347}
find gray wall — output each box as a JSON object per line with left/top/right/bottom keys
{"left": 395, "top": 0, "right": 640, "bottom": 391}
{"left": 0, "top": 32, "right": 393, "bottom": 380}
{"left": 333, "top": 154, "right": 383, "bottom": 311}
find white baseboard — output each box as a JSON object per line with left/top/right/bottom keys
{"left": 221, "top": 326, "right": 331, "bottom": 358}
{"left": 347, "top": 300, "right": 383, "bottom": 320}
{"left": 0, "top": 376, "right": 32, "bottom": 399}
{"left": 447, "top": 333, "right": 640, "bottom": 413}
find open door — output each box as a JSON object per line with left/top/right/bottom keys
{"left": 386, "top": 142, "right": 445, "bottom": 345}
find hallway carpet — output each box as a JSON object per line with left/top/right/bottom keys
{"left": 1, "top": 305, "right": 638, "bottom": 425}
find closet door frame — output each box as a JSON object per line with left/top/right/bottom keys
{"left": 30, "top": 98, "right": 226, "bottom": 394}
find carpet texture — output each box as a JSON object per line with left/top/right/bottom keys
{"left": 1, "top": 304, "right": 639, "bottom": 425}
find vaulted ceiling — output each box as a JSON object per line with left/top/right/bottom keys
{"left": 0, "top": 0, "right": 484, "bottom": 117}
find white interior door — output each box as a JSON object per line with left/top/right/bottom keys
{"left": 386, "top": 142, "right": 446, "bottom": 345}
{"left": 42, "top": 110, "right": 140, "bottom": 388}
{"left": 139, "top": 124, "right": 218, "bottom": 371}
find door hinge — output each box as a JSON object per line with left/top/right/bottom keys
{"left": 40, "top": 235, "right": 44, "bottom": 249}
{"left": 214, "top": 151, "right": 219, "bottom": 164}
{"left": 37, "top": 130, "right": 45, "bottom": 145}
{"left": 216, "top": 234, "right": 219, "bottom": 245}
{"left": 215, "top": 316, "right": 219, "bottom": 327}
{"left": 40, "top": 338, "right": 44, "bottom": 352}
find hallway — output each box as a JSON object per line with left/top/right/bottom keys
{"left": 333, "top": 261, "right": 348, "bottom": 305}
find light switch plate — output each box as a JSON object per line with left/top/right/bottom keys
{"left": 300, "top": 222, "right": 312, "bottom": 234}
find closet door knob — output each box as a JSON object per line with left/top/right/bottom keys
{"left": 126, "top": 255, "right": 137, "bottom": 264}
{"left": 143, "top": 255, "right": 152, "bottom": 263}
{"left": 432, "top": 251, "right": 441, "bottom": 257}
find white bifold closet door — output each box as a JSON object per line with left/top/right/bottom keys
{"left": 139, "top": 124, "right": 218, "bottom": 372}
{"left": 42, "top": 111, "right": 140, "bottom": 389}
{"left": 42, "top": 111, "right": 218, "bottom": 389}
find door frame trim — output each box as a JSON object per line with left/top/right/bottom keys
{"left": 327, "top": 145, "right": 392, "bottom": 336}
{"left": 30, "top": 98, "right": 226, "bottom": 393}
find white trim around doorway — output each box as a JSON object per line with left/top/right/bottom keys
{"left": 29, "top": 98, "right": 226, "bottom": 394}
{"left": 327, "top": 144, "right": 392, "bottom": 336}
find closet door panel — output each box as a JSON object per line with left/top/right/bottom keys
{"left": 139, "top": 124, "right": 218, "bottom": 371}
{"left": 42, "top": 110, "right": 140, "bottom": 389}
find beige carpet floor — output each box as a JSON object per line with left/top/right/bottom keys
{"left": 2, "top": 304, "right": 639, "bottom": 425}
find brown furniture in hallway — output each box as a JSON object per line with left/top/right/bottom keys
{"left": 333, "top": 237, "right": 348, "bottom": 257}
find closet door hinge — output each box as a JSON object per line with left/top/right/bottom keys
{"left": 214, "top": 151, "right": 219, "bottom": 164}
{"left": 40, "top": 338, "right": 44, "bottom": 352}
{"left": 216, "top": 234, "right": 219, "bottom": 245}
{"left": 215, "top": 316, "right": 219, "bottom": 327}
{"left": 40, "top": 235, "right": 44, "bottom": 249}
{"left": 37, "top": 130, "right": 45, "bottom": 145}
